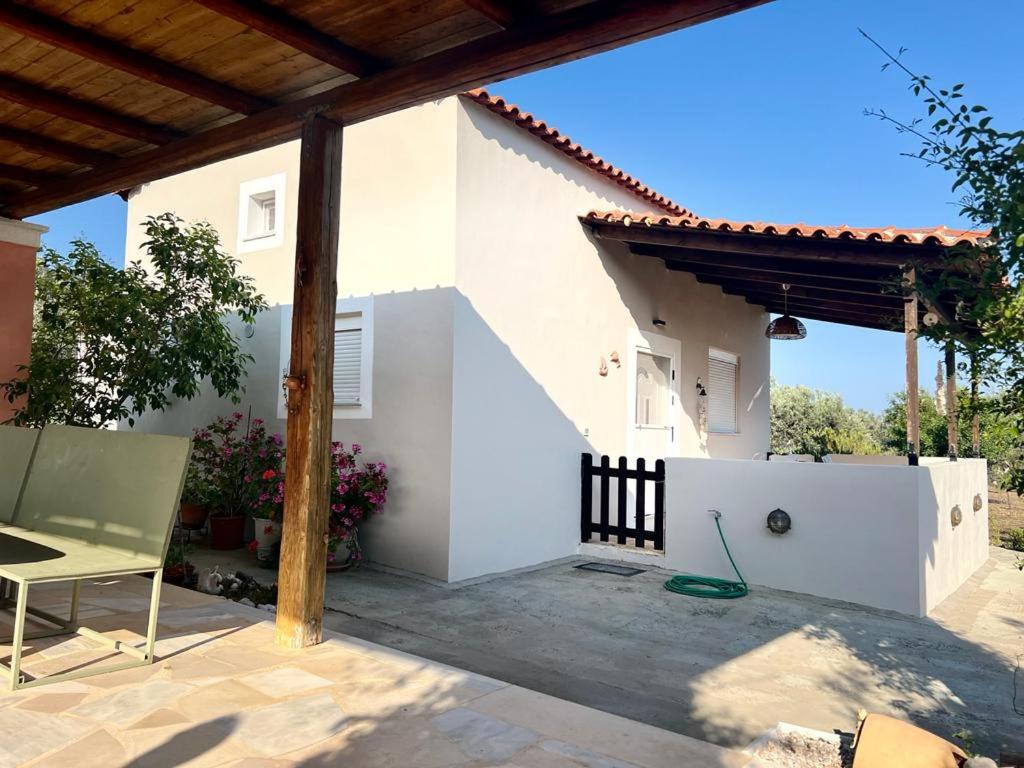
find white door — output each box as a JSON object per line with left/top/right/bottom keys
{"left": 629, "top": 331, "right": 680, "bottom": 461}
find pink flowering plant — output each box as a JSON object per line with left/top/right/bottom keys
{"left": 327, "top": 442, "right": 388, "bottom": 565}
{"left": 188, "top": 412, "right": 285, "bottom": 521}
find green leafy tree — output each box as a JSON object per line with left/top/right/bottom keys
{"left": 771, "top": 381, "right": 881, "bottom": 459}
{"left": 863, "top": 30, "right": 1024, "bottom": 491}
{"left": 1, "top": 214, "right": 267, "bottom": 428}
{"left": 878, "top": 387, "right": 1020, "bottom": 487}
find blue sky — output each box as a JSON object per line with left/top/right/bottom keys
{"left": 26, "top": 0, "right": 1022, "bottom": 412}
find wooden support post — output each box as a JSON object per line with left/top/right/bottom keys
{"left": 945, "top": 341, "right": 958, "bottom": 461}
{"left": 904, "top": 269, "right": 920, "bottom": 465}
{"left": 970, "top": 353, "right": 981, "bottom": 458}
{"left": 275, "top": 114, "right": 342, "bottom": 649}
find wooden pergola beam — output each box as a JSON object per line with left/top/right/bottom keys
{"left": 0, "top": 75, "right": 184, "bottom": 146}
{"left": 276, "top": 115, "right": 342, "bottom": 649}
{"left": 2, "top": 0, "right": 768, "bottom": 218}
{"left": 192, "top": 0, "right": 384, "bottom": 77}
{"left": 0, "top": 4, "right": 271, "bottom": 114}
{"left": 738, "top": 290, "right": 901, "bottom": 320}
{"left": 633, "top": 243, "right": 901, "bottom": 280}
{"left": 0, "top": 124, "right": 117, "bottom": 166}
{"left": 905, "top": 268, "right": 920, "bottom": 462}
{"left": 0, "top": 163, "right": 59, "bottom": 187}
{"left": 707, "top": 277, "right": 901, "bottom": 310}
{"left": 757, "top": 301, "right": 897, "bottom": 331}
{"left": 945, "top": 341, "right": 958, "bottom": 460}
{"left": 667, "top": 262, "right": 898, "bottom": 299}
{"left": 592, "top": 219, "right": 943, "bottom": 267}
{"left": 464, "top": 0, "right": 525, "bottom": 28}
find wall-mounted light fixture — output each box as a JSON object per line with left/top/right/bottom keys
{"left": 973, "top": 494, "right": 983, "bottom": 512}
{"left": 766, "top": 508, "right": 792, "bottom": 535}
{"left": 652, "top": 318, "right": 666, "bottom": 327}
{"left": 951, "top": 505, "right": 963, "bottom": 528}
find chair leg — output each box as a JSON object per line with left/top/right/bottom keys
{"left": 69, "top": 579, "right": 81, "bottom": 630}
{"left": 144, "top": 570, "right": 162, "bottom": 662}
{"left": 8, "top": 582, "right": 28, "bottom": 692}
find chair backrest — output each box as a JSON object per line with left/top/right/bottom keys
{"left": 15, "top": 425, "right": 191, "bottom": 561}
{"left": 0, "top": 425, "right": 39, "bottom": 524}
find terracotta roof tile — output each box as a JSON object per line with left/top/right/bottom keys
{"left": 462, "top": 89, "right": 689, "bottom": 217}
{"left": 583, "top": 210, "right": 989, "bottom": 248}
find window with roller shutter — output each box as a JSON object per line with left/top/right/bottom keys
{"left": 708, "top": 348, "right": 739, "bottom": 434}
{"left": 333, "top": 317, "right": 362, "bottom": 405}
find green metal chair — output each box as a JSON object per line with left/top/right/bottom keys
{"left": 0, "top": 425, "right": 191, "bottom": 691}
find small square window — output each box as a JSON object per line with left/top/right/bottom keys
{"left": 237, "top": 173, "right": 285, "bottom": 254}
{"left": 246, "top": 191, "right": 276, "bottom": 240}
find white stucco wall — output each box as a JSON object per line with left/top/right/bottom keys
{"left": 446, "top": 99, "right": 770, "bottom": 581}
{"left": 125, "top": 101, "right": 460, "bottom": 581}
{"left": 124, "top": 94, "right": 771, "bottom": 583}
{"left": 918, "top": 459, "right": 990, "bottom": 613}
{"left": 665, "top": 457, "right": 990, "bottom": 616}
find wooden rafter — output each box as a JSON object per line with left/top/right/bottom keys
{"left": 663, "top": 260, "right": 894, "bottom": 296}
{"left": 702, "top": 277, "right": 901, "bottom": 310}
{"left": 1, "top": 0, "right": 769, "bottom": 218}
{"left": 591, "top": 219, "right": 940, "bottom": 267}
{"left": 0, "top": 75, "right": 184, "bottom": 146}
{"left": 463, "top": 0, "right": 524, "bottom": 28}
{"left": 0, "top": 4, "right": 271, "bottom": 114}
{"left": 192, "top": 0, "right": 384, "bottom": 77}
{"left": 0, "top": 162, "right": 59, "bottom": 187}
{"left": 756, "top": 299, "right": 898, "bottom": 331}
{"left": 0, "top": 124, "right": 117, "bottom": 166}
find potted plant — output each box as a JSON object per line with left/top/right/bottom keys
{"left": 191, "top": 412, "right": 283, "bottom": 550}
{"left": 325, "top": 442, "right": 389, "bottom": 571}
{"left": 163, "top": 541, "right": 196, "bottom": 587}
{"left": 247, "top": 444, "right": 285, "bottom": 562}
{"left": 179, "top": 458, "right": 212, "bottom": 530}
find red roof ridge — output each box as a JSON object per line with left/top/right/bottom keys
{"left": 462, "top": 89, "right": 689, "bottom": 217}
{"left": 582, "top": 210, "right": 990, "bottom": 248}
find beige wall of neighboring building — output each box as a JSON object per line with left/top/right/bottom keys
{"left": 125, "top": 95, "right": 770, "bottom": 583}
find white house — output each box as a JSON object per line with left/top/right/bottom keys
{"left": 126, "top": 89, "right": 989, "bottom": 616}
{"left": 126, "top": 89, "right": 770, "bottom": 583}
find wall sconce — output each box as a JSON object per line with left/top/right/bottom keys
{"left": 696, "top": 377, "right": 708, "bottom": 435}
{"left": 652, "top": 318, "right": 666, "bottom": 327}
{"left": 973, "top": 494, "right": 983, "bottom": 512}
{"left": 609, "top": 351, "right": 620, "bottom": 368}
{"left": 598, "top": 356, "right": 608, "bottom": 377}
{"left": 767, "top": 508, "right": 792, "bottom": 535}
{"left": 951, "top": 505, "right": 963, "bottom": 528}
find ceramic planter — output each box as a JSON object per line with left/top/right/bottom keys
{"left": 252, "top": 517, "right": 282, "bottom": 561}
{"left": 209, "top": 515, "right": 246, "bottom": 550}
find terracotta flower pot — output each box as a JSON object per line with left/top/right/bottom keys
{"left": 179, "top": 502, "right": 209, "bottom": 530}
{"left": 209, "top": 515, "right": 246, "bottom": 550}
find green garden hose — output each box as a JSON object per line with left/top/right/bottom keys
{"left": 664, "top": 513, "right": 748, "bottom": 599}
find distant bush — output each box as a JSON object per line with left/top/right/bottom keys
{"left": 1006, "top": 528, "right": 1024, "bottom": 552}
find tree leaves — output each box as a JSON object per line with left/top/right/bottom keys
{"left": 0, "top": 213, "right": 268, "bottom": 428}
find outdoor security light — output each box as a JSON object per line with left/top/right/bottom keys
{"left": 766, "top": 508, "right": 791, "bottom": 534}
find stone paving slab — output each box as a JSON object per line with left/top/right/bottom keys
{"left": 0, "top": 577, "right": 745, "bottom": 767}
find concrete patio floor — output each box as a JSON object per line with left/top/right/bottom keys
{"left": 320, "top": 546, "right": 1024, "bottom": 758}
{"left": 0, "top": 576, "right": 745, "bottom": 768}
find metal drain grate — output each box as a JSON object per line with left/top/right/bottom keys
{"left": 575, "top": 562, "right": 644, "bottom": 577}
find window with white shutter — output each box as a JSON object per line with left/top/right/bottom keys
{"left": 333, "top": 316, "right": 362, "bottom": 405}
{"left": 278, "top": 298, "right": 373, "bottom": 421}
{"left": 708, "top": 348, "right": 739, "bottom": 434}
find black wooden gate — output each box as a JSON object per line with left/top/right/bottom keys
{"left": 580, "top": 453, "right": 665, "bottom": 551}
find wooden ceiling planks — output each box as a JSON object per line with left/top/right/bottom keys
{"left": 0, "top": 0, "right": 771, "bottom": 218}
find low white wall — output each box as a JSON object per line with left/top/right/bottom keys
{"left": 918, "top": 459, "right": 989, "bottom": 613}
{"left": 664, "top": 457, "right": 990, "bottom": 616}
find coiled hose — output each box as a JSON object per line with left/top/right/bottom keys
{"left": 664, "top": 513, "right": 748, "bottom": 599}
